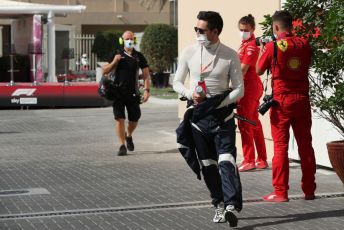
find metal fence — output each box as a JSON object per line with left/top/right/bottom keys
{"left": 73, "top": 34, "right": 97, "bottom": 71}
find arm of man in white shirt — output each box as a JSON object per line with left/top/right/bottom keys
{"left": 173, "top": 48, "right": 193, "bottom": 100}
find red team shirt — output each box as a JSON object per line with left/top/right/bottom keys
{"left": 257, "top": 32, "right": 312, "bottom": 95}
{"left": 238, "top": 34, "right": 260, "bottom": 82}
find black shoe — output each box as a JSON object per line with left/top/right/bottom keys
{"left": 225, "top": 205, "right": 238, "bottom": 228}
{"left": 126, "top": 135, "right": 134, "bottom": 151}
{"left": 117, "top": 145, "right": 127, "bottom": 156}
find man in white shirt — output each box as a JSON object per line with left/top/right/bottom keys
{"left": 173, "top": 11, "right": 244, "bottom": 227}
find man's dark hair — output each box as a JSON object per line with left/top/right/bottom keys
{"left": 238, "top": 14, "right": 255, "bottom": 28}
{"left": 197, "top": 11, "right": 223, "bottom": 35}
{"left": 272, "top": 10, "right": 293, "bottom": 29}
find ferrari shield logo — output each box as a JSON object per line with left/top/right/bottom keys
{"left": 277, "top": 40, "right": 288, "bottom": 52}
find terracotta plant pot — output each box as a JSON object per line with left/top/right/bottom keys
{"left": 327, "top": 140, "right": 344, "bottom": 184}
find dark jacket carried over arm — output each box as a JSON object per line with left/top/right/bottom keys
{"left": 176, "top": 90, "right": 235, "bottom": 180}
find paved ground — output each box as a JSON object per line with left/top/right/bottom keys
{"left": 0, "top": 99, "right": 343, "bottom": 230}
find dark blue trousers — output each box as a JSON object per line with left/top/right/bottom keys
{"left": 191, "top": 117, "right": 243, "bottom": 211}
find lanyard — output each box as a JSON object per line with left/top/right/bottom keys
{"left": 263, "top": 41, "right": 277, "bottom": 96}
{"left": 200, "top": 43, "right": 220, "bottom": 81}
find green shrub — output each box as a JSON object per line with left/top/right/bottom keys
{"left": 92, "top": 30, "right": 123, "bottom": 61}
{"left": 140, "top": 24, "right": 177, "bottom": 73}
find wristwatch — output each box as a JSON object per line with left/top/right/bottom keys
{"left": 144, "top": 88, "right": 150, "bottom": 93}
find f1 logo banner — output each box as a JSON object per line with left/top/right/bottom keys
{"left": 11, "top": 89, "right": 37, "bottom": 97}
{"left": 0, "top": 82, "right": 105, "bottom": 107}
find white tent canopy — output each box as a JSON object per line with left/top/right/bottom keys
{"left": 0, "top": 0, "right": 85, "bottom": 14}
{"left": 0, "top": 0, "right": 86, "bottom": 82}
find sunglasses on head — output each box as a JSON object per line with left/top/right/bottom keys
{"left": 194, "top": 27, "right": 208, "bottom": 34}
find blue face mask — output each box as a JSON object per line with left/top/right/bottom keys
{"left": 124, "top": 39, "right": 134, "bottom": 49}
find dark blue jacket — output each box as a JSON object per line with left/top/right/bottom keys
{"left": 176, "top": 90, "right": 234, "bottom": 180}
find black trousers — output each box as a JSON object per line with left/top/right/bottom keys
{"left": 191, "top": 116, "right": 242, "bottom": 211}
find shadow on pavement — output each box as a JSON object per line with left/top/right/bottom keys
{"left": 238, "top": 208, "right": 344, "bottom": 230}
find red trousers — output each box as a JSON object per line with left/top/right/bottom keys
{"left": 270, "top": 93, "right": 316, "bottom": 196}
{"left": 237, "top": 81, "right": 267, "bottom": 163}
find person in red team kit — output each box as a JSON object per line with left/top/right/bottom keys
{"left": 237, "top": 14, "right": 268, "bottom": 172}
{"left": 256, "top": 10, "right": 316, "bottom": 202}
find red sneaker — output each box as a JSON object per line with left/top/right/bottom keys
{"left": 262, "top": 192, "right": 289, "bottom": 202}
{"left": 238, "top": 162, "right": 255, "bottom": 172}
{"left": 255, "top": 160, "right": 269, "bottom": 169}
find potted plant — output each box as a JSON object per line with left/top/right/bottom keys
{"left": 140, "top": 24, "right": 177, "bottom": 88}
{"left": 261, "top": 0, "right": 344, "bottom": 183}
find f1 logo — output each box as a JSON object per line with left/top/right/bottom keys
{"left": 11, "top": 88, "right": 37, "bottom": 97}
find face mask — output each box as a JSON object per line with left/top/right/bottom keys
{"left": 240, "top": 31, "right": 251, "bottom": 40}
{"left": 196, "top": 34, "right": 210, "bottom": 47}
{"left": 124, "top": 39, "right": 134, "bottom": 49}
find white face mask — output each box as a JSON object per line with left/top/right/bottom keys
{"left": 196, "top": 34, "right": 210, "bottom": 47}
{"left": 240, "top": 31, "right": 251, "bottom": 40}
{"left": 124, "top": 39, "right": 134, "bottom": 49}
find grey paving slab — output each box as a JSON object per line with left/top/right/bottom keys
{"left": 0, "top": 100, "right": 344, "bottom": 229}
{"left": 1, "top": 197, "right": 344, "bottom": 230}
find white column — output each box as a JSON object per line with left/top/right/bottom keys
{"left": 47, "top": 11, "right": 56, "bottom": 82}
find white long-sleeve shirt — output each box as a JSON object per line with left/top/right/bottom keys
{"left": 173, "top": 41, "right": 244, "bottom": 109}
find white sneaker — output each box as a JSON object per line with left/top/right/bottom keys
{"left": 225, "top": 205, "right": 238, "bottom": 227}
{"left": 213, "top": 202, "right": 226, "bottom": 223}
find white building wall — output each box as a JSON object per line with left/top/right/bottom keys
{"left": 289, "top": 112, "right": 341, "bottom": 168}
